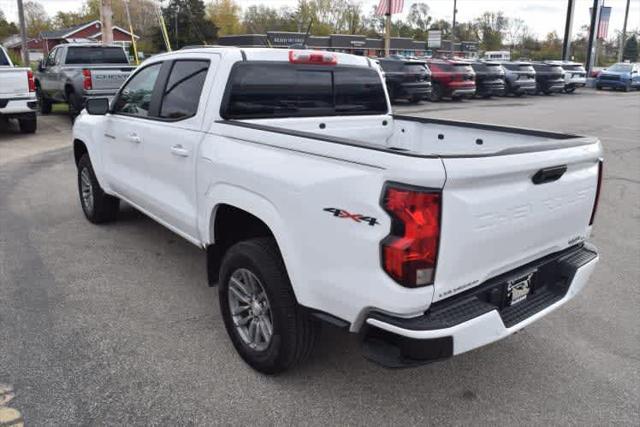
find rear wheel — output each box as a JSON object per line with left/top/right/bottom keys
{"left": 565, "top": 87, "right": 576, "bottom": 93}
{"left": 409, "top": 94, "right": 423, "bottom": 104}
{"left": 219, "top": 238, "right": 318, "bottom": 374}
{"left": 67, "top": 90, "right": 83, "bottom": 123}
{"left": 428, "top": 83, "right": 443, "bottom": 102}
{"left": 18, "top": 113, "right": 37, "bottom": 134}
{"left": 36, "top": 84, "right": 52, "bottom": 114}
{"left": 596, "top": 85, "right": 602, "bottom": 90}
{"left": 77, "top": 154, "right": 119, "bottom": 224}
{"left": 623, "top": 81, "right": 631, "bottom": 92}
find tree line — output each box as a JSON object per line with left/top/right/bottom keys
{"left": 1, "top": 0, "right": 638, "bottom": 63}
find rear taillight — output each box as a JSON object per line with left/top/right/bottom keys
{"left": 289, "top": 50, "right": 337, "bottom": 65}
{"left": 589, "top": 160, "right": 603, "bottom": 226}
{"left": 27, "top": 70, "right": 35, "bottom": 92}
{"left": 381, "top": 184, "right": 441, "bottom": 288}
{"left": 82, "top": 69, "right": 92, "bottom": 90}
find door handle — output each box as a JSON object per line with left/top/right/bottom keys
{"left": 127, "top": 133, "right": 141, "bottom": 144}
{"left": 532, "top": 165, "right": 567, "bottom": 185}
{"left": 170, "top": 144, "right": 189, "bottom": 157}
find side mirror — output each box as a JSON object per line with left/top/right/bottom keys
{"left": 86, "top": 98, "right": 110, "bottom": 115}
{"left": 37, "top": 60, "right": 45, "bottom": 72}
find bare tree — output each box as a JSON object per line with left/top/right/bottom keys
{"left": 506, "top": 17, "right": 526, "bottom": 49}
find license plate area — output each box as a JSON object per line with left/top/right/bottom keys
{"left": 506, "top": 271, "right": 535, "bottom": 306}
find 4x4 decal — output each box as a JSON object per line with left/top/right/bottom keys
{"left": 323, "top": 208, "right": 379, "bottom": 226}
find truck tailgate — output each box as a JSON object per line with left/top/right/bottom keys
{"left": 433, "top": 142, "right": 601, "bottom": 302}
{"left": 0, "top": 68, "right": 29, "bottom": 97}
{"left": 89, "top": 67, "right": 133, "bottom": 91}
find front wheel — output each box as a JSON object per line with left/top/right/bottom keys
{"left": 565, "top": 87, "right": 576, "bottom": 93}
{"left": 77, "top": 154, "right": 119, "bottom": 224}
{"left": 408, "top": 94, "right": 423, "bottom": 104}
{"left": 219, "top": 238, "right": 318, "bottom": 374}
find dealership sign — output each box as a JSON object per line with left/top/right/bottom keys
{"left": 428, "top": 30, "right": 442, "bottom": 48}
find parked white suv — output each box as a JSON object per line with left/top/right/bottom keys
{"left": 73, "top": 47, "right": 602, "bottom": 373}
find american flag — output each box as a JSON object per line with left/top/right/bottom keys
{"left": 597, "top": 6, "right": 611, "bottom": 39}
{"left": 375, "top": 0, "right": 404, "bottom": 16}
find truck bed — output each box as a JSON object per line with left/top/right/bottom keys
{"left": 231, "top": 114, "right": 598, "bottom": 158}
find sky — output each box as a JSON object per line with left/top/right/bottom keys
{"left": 1, "top": 0, "right": 639, "bottom": 40}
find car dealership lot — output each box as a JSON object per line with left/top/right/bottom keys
{"left": 1, "top": 90, "right": 638, "bottom": 424}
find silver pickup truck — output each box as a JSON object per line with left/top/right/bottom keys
{"left": 35, "top": 43, "right": 135, "bottom": 119}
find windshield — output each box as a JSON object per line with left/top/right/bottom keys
{"left": 222, "top": 62, "right": 388, "bottom": 119}
{"left": 0, "top": 48, "right": 10, "bottom": 66}
{"left": 65, "top": 47, "right": 129, "bottom": 65}
{"left": 607, "top": 63, "right": 632, "bottom": 72}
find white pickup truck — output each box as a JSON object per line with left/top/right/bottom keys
{"left": 0, "top": 45, "right": 38, "bottom": 133}
{"left": 73, "top": 48, "right": 603, "bottom": 374}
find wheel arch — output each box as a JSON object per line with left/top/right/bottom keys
{"left": 203, "top": 186, "right": 294, "bottom": 293}
{"left": 73, "top": 138, "right": 88, "bottom": 166}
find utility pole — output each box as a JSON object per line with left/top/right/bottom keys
{"left": 100, "top": 0, "right": 114, "bottom": 45}
{"left": 452, "top": 0, "right": 457, "bottom": 40}
{"left": 17, "top": 0, "right": 29, "bottom": 65}
{"left": 562, "top": 0, "right": 575, "bottom": 61}
{"left": 384, "top": 0, "right": 391, "bottom": 56}
{"left": 618, "top": 0, "right": 630, "bottom": 61}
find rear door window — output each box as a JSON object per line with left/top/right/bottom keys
{"left": 222, "top": 62, "right": 387, "bottom": 119}
{"left": 160, "top": 60, "right": 209, "bottom": 120}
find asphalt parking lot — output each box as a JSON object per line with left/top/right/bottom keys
{"left": 1, "top": 89, "right": 638, "bottom": 424}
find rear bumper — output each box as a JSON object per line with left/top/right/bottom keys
{"left": 361, "top": 245, "right": 598, "bottom": 368}
{"left": 394, "top": 82, "right": 432, "bottom": 98}
{"left": 540, "top": 81, "right": 566, "bottom": 92}
{"left": 449, "top": 87, "right": 476, "bottom": 98}
{"left": 0, "top": 96, "right": 38, "bottom": 116}
{"left": 476, "top": 81, "right": 506, "bottom": 95}
{"left": 509, "top": 81, "right": 536, "bottom": 94}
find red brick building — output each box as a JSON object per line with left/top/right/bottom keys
{"left": 4, "top": 20, "right": 139, "bottom": 60}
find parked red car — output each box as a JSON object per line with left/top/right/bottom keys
{"left": 425, "top": 59, "right": 476, "bottom": 101}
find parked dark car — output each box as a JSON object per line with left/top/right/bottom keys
{"left": 531, "top": 62, "right": 565, "bottom": 95}
{"left": 470, "top": 60, "right": 506, "bottom": 98}
{"left": 425, "top": 59, "right": 476, "bottom": 101}
{"left": 596, "top": 62, "right": 640, "bottom": 92}
{"left": 500, "top": 61, "right": 537, "bottom": 96}
{"left": 377, "top": 57, "right": 431, "bottom": 103}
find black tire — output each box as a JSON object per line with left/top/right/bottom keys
{"left": 219, "top": 237, "right": 318, "bottom": 374}
{"left": 428, "top": 83, "right": 443, "bottom": 102}
{"left": 596, "top": 85, "right": 602, "bottom": 90}
{"left": 408, "top": 94, "right": 422, "bottom": 104}
{"left": 36, "top": 84, "right": 52, "bottom": 114}
{"left": 18, "top": 113, "right": 37, "bottom": 134}
{"left": 67, "top": 90, "right": 83, "bottom": 123}
{"left": 565, "top": 87, "right": 576, "bottom": 93}
{"left": 77, "top": 154, "right": 119, "bottom": 224}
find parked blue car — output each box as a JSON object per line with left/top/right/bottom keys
{"left": 596, "top": 63, "right": 640, "bottom": 92}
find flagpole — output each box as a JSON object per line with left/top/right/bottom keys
{"left": 384, "top": 0, "right": 391, "bottom": 56}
